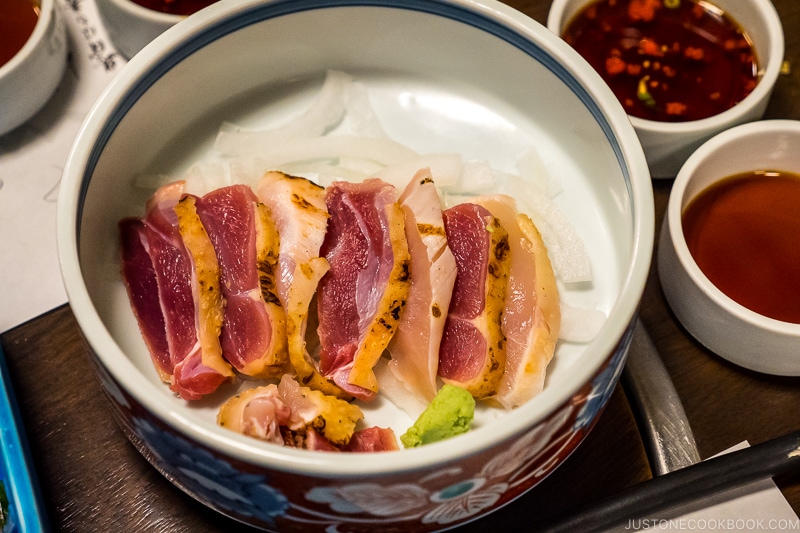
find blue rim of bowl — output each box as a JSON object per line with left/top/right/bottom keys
{"left": 76, "top": 0, "right": 633, "bottom": 230}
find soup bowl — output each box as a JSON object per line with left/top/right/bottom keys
{"left": 57, "top": 0, "right": 654, "bottom": 530}
{"left": 547, "top": 0, "right": 784, "bottom": 178}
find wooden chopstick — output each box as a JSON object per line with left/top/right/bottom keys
{"left": 539, "top": 430, "right": 800, "bottom": 532}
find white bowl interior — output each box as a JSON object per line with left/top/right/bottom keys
{"left": 61, "top": 0, "right": 653, "bottom": 473}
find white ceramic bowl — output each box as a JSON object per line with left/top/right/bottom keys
{"left": 96, "top": 0, "right": 186, "bottom": 59}
{"left": 58, "top": 0, "right": 654, "bottom": 530}
{"left": 547, "top": 0, "right": 784, "bottom": 179}
{"left": 0, "top": 0, "right": 68, "bottom": 136}
{"left": 659, "top": 119, "right": 800, "bottom": 376}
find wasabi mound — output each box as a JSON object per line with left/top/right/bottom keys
{"left": 400, "top": 384, "right": 475, "bottom": 448}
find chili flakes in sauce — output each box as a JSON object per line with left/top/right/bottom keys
{"left": 562, "top": 0, "right": 759, "bottom": 122}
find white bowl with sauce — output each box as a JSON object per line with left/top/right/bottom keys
{"left": 547, "top": 0, "right": 784, "bottom": 178}
{"left": 0, "top": 0, "right": 68, "bottom": 136}
{"left": 659, "top": 119, "right": 800, "bottom": 376}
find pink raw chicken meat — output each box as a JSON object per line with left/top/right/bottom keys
{"left": 120, "top": 181, "right": 234, "bottom": 400}
{"left": 216, "top": 383, "right": 291, "bottom": 445}
{"left": 256, "top": 171, "right": 348, "bottom": 398}
{"left": 193, "top": 185, "right": 287, "bottom": 378}
{"left": 386, "top": 169, "right": 456, "bottom": 402}
{"left": 217, "top": 375, "right": 398, "bottom": 451}
{"left": 341, "top": 427, "right": 400, "bottom": 452}
{"left": 474, "top": 195, "right": 560, "bottom": 408}
{"left": 316, "top": 178, "right": 411, "bottom": 401}
{"left": 119, "top": 218, "right": 171, "bottom": 381}
{"left": 438, "top": 202, "right": 510, "bottom": 399}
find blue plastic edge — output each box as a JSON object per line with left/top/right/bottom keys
{"left": 0, "top": 343, "right": 50, "bottom": 533}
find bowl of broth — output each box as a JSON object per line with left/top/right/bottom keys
{"left": 97, "top": 0, "right": 220, "bottom": 59}
{"left": 0, "top": 0, "right": 68, "bottom": 136}
{"left": 548, "top": 0, "right": 784, "bottom": 178}
{"left": 659, "top": 119, "right": 800, "bottom": 376}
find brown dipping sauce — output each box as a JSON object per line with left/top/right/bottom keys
{"left": 562, "top": 0, "right": 758, "bottom": 122}
{"left": 0, "top": 0, "right": 39, "bottom": 69}
{"left": 682, "top": 171, "right": 800, "bottom": 323}
{"left": 130, "top": 0, "right": 219, "bottom": 15}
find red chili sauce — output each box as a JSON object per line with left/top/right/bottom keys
{"left": 130, "top": 0, "right": 219, "bottom": 15}
{"left": 0, "top": 0, "right": 39, "bottom": 69}
{"left": 562, "top": 0, "right": 758, "bottom": 122}
{"left": 682, "top": 171, "right": 800, "bottom": 324}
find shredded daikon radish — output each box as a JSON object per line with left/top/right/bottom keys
{"left": 373, "top": 358, "right": 429, "bottom": 419}
{"left": 214, "top": 70, "right": 351, "bottom": 155}
{"left": 450, "top": 159, "right": 496, "bottom": 194}
{"left": 133, "top": 173, "right": 174, "bottom": 190}
{"left": 559, "top": 303, "right": 607, "bottom": 343}
{"left": 517, "top": 146, "right": 563, "bottom": 198}
{"left": 374, "top": 153, "right": 463, "bottom": 189}
{"left": 343, "top": 80, "right": 388, "bottom": 138}
{"left": 275, "top": 159, "right": 372, "bottom": 185}
{"left": 226, "top": 154, "right": 387, "bottom": 188}
{"left": 494, "top": 171, "right": 592, "bottom": 284}
{"left": 214, "top": 134, "right": 420, "bottom": 166}
{"left": 182, "top": 160, "right": 233, "bottom": 196}
{"left": 136, "top": 69, "right": 605, "bottom": 357}
{"left": 332, "top": 156, "right": 387, "bottom": 177}
{"left": 228, "top": 157, "right": 268, "bottom": 185}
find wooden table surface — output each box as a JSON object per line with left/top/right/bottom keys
{"left": 3, "top": 1, "right": 800, "bottom": 531}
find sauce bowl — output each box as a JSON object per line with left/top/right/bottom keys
{"left": 659, "top": 120, "right": 800, "bottom": 376}
{"left": 0, "top": 0, "right": 68, "bottom": 136}
{"left": 547, "top": 0, "right": 784, "bottom": 178}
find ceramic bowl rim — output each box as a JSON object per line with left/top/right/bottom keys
{"left": 666, "top": 119, "right": 800, "bottom": 336}
{"left": 545, "top": 0, "right": 785, "bottom": 134}
{"left": 100, "top": 0, "right": 186, "bottom": 24}
{"left": 58, "top": 0, "right": 654, "bottom": 476}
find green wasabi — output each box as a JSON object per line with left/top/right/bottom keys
{"left": 400, "top": 384, "right": 475, "bottom": 448}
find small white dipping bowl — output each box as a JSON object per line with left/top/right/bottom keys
{"left": 659, "top": 120, "right": 800, "bottom": 376}
{"left": 96, "top": 0, "right": 187, "bottom": 59}
{"left": 547, "top": 0, "right": 784, "bottom": 179}
{"left": 0, "top": 0, "right": 68, "bottom": 136}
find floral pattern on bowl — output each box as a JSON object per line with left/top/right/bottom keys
{"left": 88, "top": 326, "right": 631, "bottom": 532}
